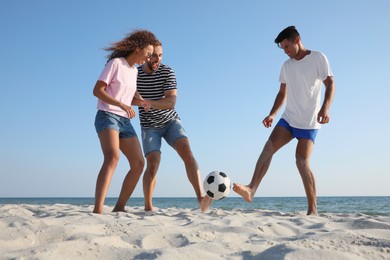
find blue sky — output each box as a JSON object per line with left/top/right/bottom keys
{"left": 1, "top": 0, "right": 389, "bottom": 198}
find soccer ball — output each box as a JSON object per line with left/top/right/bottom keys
{"left": 203, "top": 171, "right": 231, "bottom": 200}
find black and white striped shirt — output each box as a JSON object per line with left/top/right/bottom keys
{"left": 137, "top": 64, "right": 179, "bottom": 128}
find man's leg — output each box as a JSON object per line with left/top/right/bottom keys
{"left": 296, "top": 139, "right": 317, "bottom": 215}
{"left": 233, "top": 126, "right": 293, "bottom": 202}
{"left": 143, "top": 151, "right": 161, "bottom": 211}
{"left": 174, "top": 137, "right": 212, "bottom": 211}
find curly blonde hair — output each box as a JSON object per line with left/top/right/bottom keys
{"left": 104, "top": 29, "right": 158, "bottom": 62}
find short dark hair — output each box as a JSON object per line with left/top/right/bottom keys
{"left": 154, "top": 40, "right": 162, "bottom": 47}
{"left": 274, "top": 26, "right": 300, "bottom": 47}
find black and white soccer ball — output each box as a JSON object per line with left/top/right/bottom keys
{"left": 203, "top": 171, "right": 231, "bottom": 200}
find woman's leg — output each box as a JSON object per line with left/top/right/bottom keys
{"left": 113, "top": 137, "right": 145, "bottom": 212}
{"left": 93, "top": 129, "right": 120, "bottom": 214}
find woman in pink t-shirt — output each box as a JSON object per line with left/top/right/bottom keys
{"left": 92, "top": 30, "right": 156, "bottom": 214}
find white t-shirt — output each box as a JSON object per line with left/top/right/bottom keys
{"left": 279, "top": 51, "right": 333, "bottom": 129}
{"left": 97, "top": 57, "right": 138, "bottom": 118}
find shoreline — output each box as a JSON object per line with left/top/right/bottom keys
{"left": 1, "top": 196, "right": 389, "bottom": 216}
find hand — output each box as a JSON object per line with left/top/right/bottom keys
{"left": 141, "top": 100, "right": 151, "bottom": 112}
{"left": 262, "top": 115, "right": 274, "bottom": 128}
{"left": 119, "top": 103, "right": 136, "bottom": 119}
{"left": 317, "top": 109, "right": 330, "bottom": 124}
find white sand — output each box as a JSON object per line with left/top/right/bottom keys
{"left": 1, "top": 204, "right": 389, "bottom": 260}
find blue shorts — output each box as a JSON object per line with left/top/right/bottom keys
{"left": 141, "top": 118, "right": 188, "bottom": 156}
{"left": 94, "top": 110, "right": 137, "bottom": 138}
{"left": 276, "top": 118, "right": 318, "bottom": 143}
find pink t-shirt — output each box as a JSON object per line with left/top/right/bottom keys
{"left": 97, "top": 57, "right": 137, "bottom": 118}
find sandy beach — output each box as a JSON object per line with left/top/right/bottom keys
{"left": 1, "top": 204, "right": 389, "bottom": 260}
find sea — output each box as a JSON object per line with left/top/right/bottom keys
{"left": 1, "top": 196, "right": 389, "bottom": 216}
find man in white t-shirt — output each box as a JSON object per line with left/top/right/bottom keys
{"left": 233, "top": 26, "right": 336, "bottom": 215}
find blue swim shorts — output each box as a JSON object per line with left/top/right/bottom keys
{"left": 276, "top": 118, "right": 318, "bottom": 143}
{"left": 141, "top": 118, "right": 188, "bottom": 156}
{"left": 94, "top": 110, "right": 137, "bottom": 138}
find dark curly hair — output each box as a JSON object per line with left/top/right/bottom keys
{"left": 104, "top": 29, "right": 158, "bottom": 62}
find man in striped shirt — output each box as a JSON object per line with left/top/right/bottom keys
{"left": 137, "top": 41, "right": 212, "bottom": 212}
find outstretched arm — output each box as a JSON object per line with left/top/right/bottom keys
{"left": 149, "top": 89, "right": 177, "bottom": 110}
{"left": 317, "top": 76, "right": 336, "bottom": 124}
{"left": 131, "top": 90, "right": 144, "bottom": 105}
{"left": 263, "top": 83, "right": 287, "bottom": 128}
{"left": 131, "top": 90, "right": 151, "bottom": 111}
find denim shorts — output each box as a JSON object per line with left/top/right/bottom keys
{"left": 141, "top": 118, "right": 188, "bottom": 156}
{"left": 276, "top": 118, "right": 318, "bottom": 143}
{"left": 94, "top": 110, "right": 137, "bottom": 138}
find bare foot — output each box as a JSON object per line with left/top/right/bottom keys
{"left": 144, "top": 205, "right": 154, "bottom": 212}
{"left": 307, "top": 210, "right": 318, "bottom": 216}
{"left": 93, "top": 207, "right": 102, "bottom": 214}
{"left": 112, "top": 206, "right": 126, "bottom": 212}
{"left": 199, "top": 195, "right": 213, "bottom": 212}
{"left": 233, "top": 183, "right": 253, "bottom": 202}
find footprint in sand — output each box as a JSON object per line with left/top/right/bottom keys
{"left": 140, "top": 233, "right": 189, "bottom": 249}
